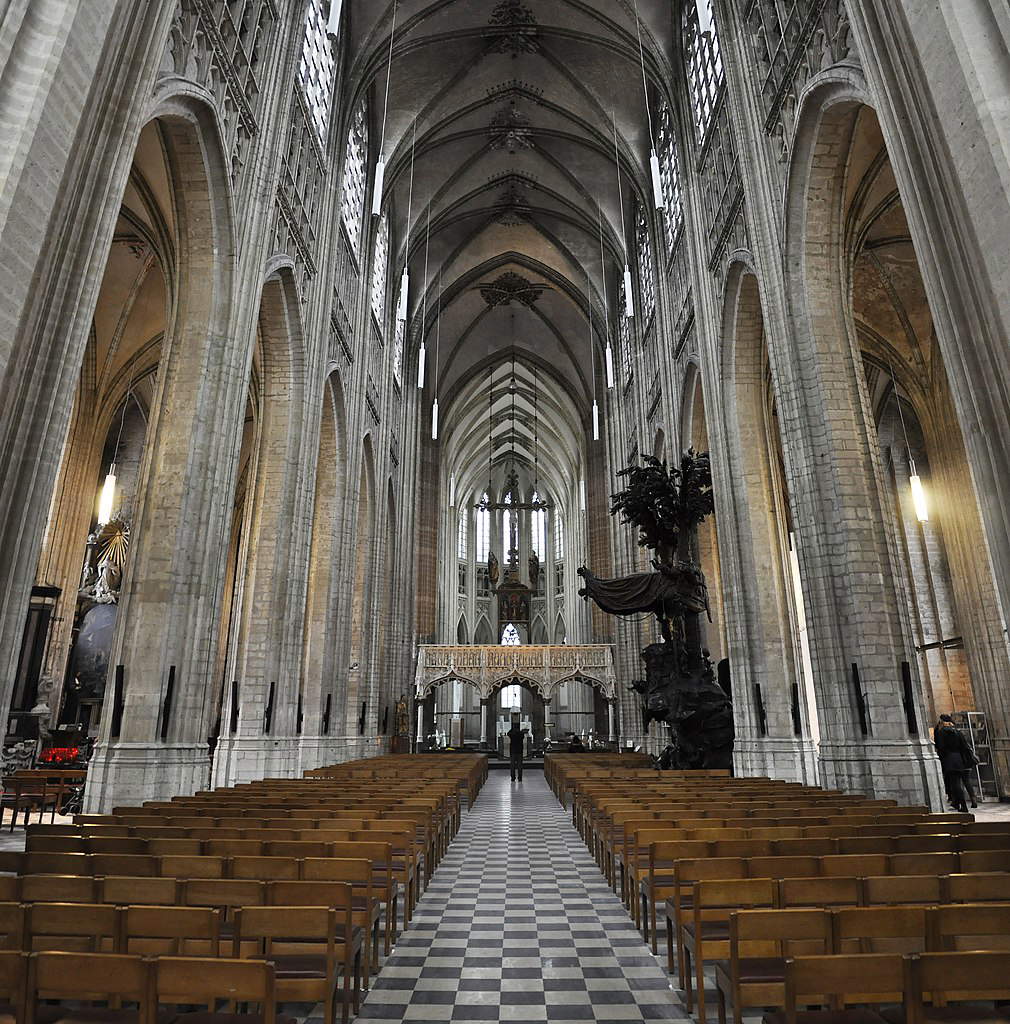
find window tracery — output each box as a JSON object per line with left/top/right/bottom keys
{"left": 684, "top": 0, "right": 725, "bottom": 141}
{"left": 457, "top": 508, "right": 468, "bottom": 559}
{"left": 636, "top": 202, "right": 655, "bottom": 322}
{"left": 340, "top": 99, "right": 368, "bottom": 254}
{"left": 370, "top": 212, "right": 389, "bottom": 328}
{"left": 619, "top": 287, "right": 633, "bottom": 382}
{"left": 297, "top": 0, "right": 336, "bottom": 143}
{"left": 656, "top": 100, "right": 684, "bottom": 255}
{"left": 476, "top": 494, "right": 491, "bottom": 562}
{"left": 392, "top": 316, "right": 405, "bottom": 383}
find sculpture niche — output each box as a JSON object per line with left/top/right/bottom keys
{"left": 577, "top": 451, "right": 733, "bottom": 769}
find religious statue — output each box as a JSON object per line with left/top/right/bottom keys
{"left": 394, "top": 694, "right": 410, "bottom": 737}
{"left": 528, "top": 551, "right": 539, "bottom": 593}
{"left": 488, "top": 551, "right": 500, "bottom": 590}
{"left": 578, "top": 451, "right": 733, "bottom": 770}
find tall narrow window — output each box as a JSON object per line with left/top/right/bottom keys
{"left": 684, "top": 0, "right": 724, "bottom": 141}
{"left": 636, "top": 203, "right": 655, "bottom": 323}
{"left": 531, "top": 492, "right": 546, "bottom": 560}
{"left": 457, "top": 508, "right": 468, "bottom": 559}
{"left": 553, "top": 511, "right": 564, "bottom": 560}
{"left": 656, "top": 100, "right": 684, "bottom": 255}
{"left": 370, "top": 213, "right": 389, "bottom": 328}
{"left": 619, "top": 291, "right": 633, "bottom": 382}
{"left": 392, "top": 316, "right": 405, "bottom": 383}
{"left": 476, "top": 494, "right": 491, "bottom": 562}
{"left": 500, "top": 681, "right": 521, "bottom": 705}
{"left": 297, "top": 0, "right": 335, "bottom": 143}
{"left": 340, "top": 99, "right": 368, "bottom": 254}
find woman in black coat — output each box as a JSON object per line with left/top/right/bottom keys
{"left": 934, "top": 716, "right": 976, "bottom": 812}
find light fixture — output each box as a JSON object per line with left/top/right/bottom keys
{"left": 449, "top": 472, "right": 456, "bottom": 507}
{"left": 417, "top": 200, "right": 431, "bottom": 389}
{"left": 612, "top": 112, "right": 634, "bottom": 319}
{"left": 431, "top": 266, "right": 443, "bottom": 441}
{"left": 910, "top": 462, "right": 929, "bottom": 523}
{"left": 97, "top": 465, "right": 117, "bottom": 526}
{"left": 888, "top": 362, "right": 929, "bottom": 525}
{"left": 579, "top": 477, "right": 587, "bottom": 513}
{"left": 431, "top": 398, "right": 439, "bottom": 440}
{"left": 326, "top": 0, "right": 342, "bottom": 35}
{"left": 592, "top": 400, "right": 599, "bottom": 442}
{"left": 586, "top": 265, "right": 600, "bottom": 442}
{"left": 371, "top": 0, "right": 398, "bottom": 216}
{"left": 631, "top": 0, "right": 664, "bottom": 211}
{"left": 597, "top": 201, "right": 614, "bottom": 389}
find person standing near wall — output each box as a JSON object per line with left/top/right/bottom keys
{"left": 934, "top": 714, "right": 978, "bottom": 812}
{"left": 508, "top": 716, "right": 528, "bottom": 782}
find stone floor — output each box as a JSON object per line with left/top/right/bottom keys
{"left": 355, "top": 769, "right": 688, "bottom": 1024}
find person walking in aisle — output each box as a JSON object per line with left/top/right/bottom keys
{"left": 933, "top": 714, "right": 978, "bottom": 812}
{"left": 507, "top": 719, "right": 528, "bottom": 782}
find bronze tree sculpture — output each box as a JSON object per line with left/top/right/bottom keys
{"left": 578, "top": 451, "right": 733, "bottom": 769}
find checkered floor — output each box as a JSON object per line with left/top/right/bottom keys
{"left": 355, "top": 770, "right": 689, "bottom": 1024}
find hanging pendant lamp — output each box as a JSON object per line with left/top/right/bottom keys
{"left": 372, "top": 0, "right": 398, "bottom": 216}
{"left": 587, "top": 266, "right": 600, "bottom": 442}
{"left": 631, "top": 0, "right": 664, "bottom": 211}
{"left": 887, "top": 362, "right": 929, "bottom": 523}
{"left": 417, "top": 200, "right": 431, "bottom": 389}
{"left": 431, "top": 267, "right": 443, "bottom": 440}
{"left": 597, "top": 201, "right": 615, "bottom": 389}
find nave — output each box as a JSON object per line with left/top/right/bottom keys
{"left": 357, "top": 770, "right": 682, "bottom": 1024}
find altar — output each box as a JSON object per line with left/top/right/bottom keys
{"left": 413, "top": 644, "right": 618, "bottom": 749}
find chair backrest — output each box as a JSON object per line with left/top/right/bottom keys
{"left": 820, "top": 853, "right": 889, "bottom": 877}
{"left": 101, "top": 876, "right": 179, "bottom": 906}
{"left": 229, "top": 856, "right": 300, "bottom": 881}
{"left": 778, "top": 876, "right": 860, "bottom": 908}
{"left": 0, "top": 903, "right": 23, "bottom": 951}
{"left": 29, "top": 951, "right": 149, "bottom": 1018}
{"left": 122, "top": 905, "right": 220, "bottom": 956}
{"left": 944, "top": 872, "right": 1010, "bottom": 903}
{"left": 861, "top": 874, "right": 942, "bottom": 907}
{"left": 155, "top": 956, "right": 275, "bottom": 1022}
{"left": 234, "top": 905, "right": 335, "bottom": 947}
{"left": 731, "top": 908, "right": 831, "bottom": 958}
{"left": 23, "top": 852, "right": 89, "bottom": 876}
{"left": 832, "top": 906, "right": 927, "bottom": 954}
{"left": 0, "top": 951, "right": 26, "bottom": 1017}
{"left": 20, "top": 874, "right": 94, "bottom": 904}
{"left": 694, "top": 877, "right": 777, "bottom": 917}
{"left": 783, "top": 952, "right": 905, "bottom": 1016}
{"left": 958, "top": 850, "right": 1010, "bottom": 873}
{"left": 90, "top": 854, "right": 158, "bottom": 878}
{"left": 159, "top": 855, "right": 224, "bottom": 879}
{"left": 26, "top": 902, "right": 120, "bottom": 953}
{"left": 911, "top": 951, "right": 1010, "bottom": 1005}
{"left": 928, "top": 904, "right": 1010, "bottom": 952}
{"left": 890, "top": 852, "right": 959, "bottom": 876}
{"left": 747, "top": 855, "right": 822, "bottom": 880}
{"left": 181, "top": 878, "right": 265, "bottom": 911}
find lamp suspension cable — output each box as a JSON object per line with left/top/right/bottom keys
{"left": 631, "top": 0, "right": 664, "bottom": 210}
{"left": 887, "top": 361, "right": 928, "bottom": 523}
{"left": 612, "top": 110, "right": 634, "bottom": 318}
{"left": 431, "top": 265, "right": 442, "bottom": 440}
{"left": 587, "top": 266, "right": 599, "bottom": 442}
{"left": 398, "top": 112, "right": 417, "bottom": 323}
{"left": 372, "top": 0, "right": 398, "bottom": 215}
{"left": 417, "top": 200, "right": 431, "bottom": 388}
{"left": 488, "top": 365, "right": 494, "bottom": 496}
{"left": 533, "top": 365, "right": 539, "bottom": 496}
{"left": 597, "top": 200, "right": 614, "bottom": 389}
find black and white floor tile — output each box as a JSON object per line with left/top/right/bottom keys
{"left": 354, "top": 771, "right": 691, "bottom": 1024}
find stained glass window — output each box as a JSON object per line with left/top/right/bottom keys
{"left": 297, "top": 0, "right": 336, "bottom": 143}
{"left": 457, "top": 508, "right": 468, "bottom": 559}
{"left": 636, "top": 202, "right": 655, "bottom": 322}
{"left": 553, "top": 511, "right": 564, "bottom": 560}
{"left": 340, "top": 99, "right": 368, "bottom": 254}
{"left": 531, "top": 492, "right": 546, "bottom": 560}
{"left": 619, "top": 289, "right": 633, "bottom": 381}
{"left": 684, "top": 0, "right": 724, "bottom": 141}
{"left": 370, "top": 212, "right": 389, "bottom": 328}
{"left": 500, "top": 681, "right": 521, "bottom": 705}
{"left": 656, "top": 100, "right": 684, "bottom": 255}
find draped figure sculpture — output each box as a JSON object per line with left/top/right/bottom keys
{"left": 578, "top": 451, "right": 733, "bottom": 769}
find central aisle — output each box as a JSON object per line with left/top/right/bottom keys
{"left": 357, "top": 770, "right": 685, "bottom": 1023}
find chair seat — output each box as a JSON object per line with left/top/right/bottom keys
{"left": 763, "top": 1010, "right": 887, "bottom": 1024}
{"left": 37, "top": 1009, "right": 175, "bottom": 1024}
{"left": 172, "top": 1013, "right": 296, "bottom": 1024}
{"left": 271, "top": 953, "right": 327, "bottom": 979}
{"left": 683, "top": 920, "right": 730, "bottom": 942}
{"left": 715, "top": 957, "right": 786, "bottom": 983}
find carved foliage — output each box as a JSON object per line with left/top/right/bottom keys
{"left": 486, "top": 0, "right": 540, "bottom": 58}
{"left": 479, "top": 271, "right": 546, "bottom": 308}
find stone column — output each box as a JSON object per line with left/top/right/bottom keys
{"left": 607, "top": 699, "right": 616, "bottom": 743}
{"left": 479, "top": 698, "right": 488, "bottom": 746}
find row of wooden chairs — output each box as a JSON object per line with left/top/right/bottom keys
{"left": 0, "top": 950, "right": 285, "bottom": 1024}
{"left": 713, "top": 903, "right": 1010, "bottom": 1024}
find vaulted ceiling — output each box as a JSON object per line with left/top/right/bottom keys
{"left": 342, "top": 0, "right": 681, "bottom": 438}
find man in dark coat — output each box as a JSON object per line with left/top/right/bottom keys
{"left": 507, "top": 721, "right": 528, "bottom": 782}
{"left": 934, "top": 715, "right": 977, "bottom": 812}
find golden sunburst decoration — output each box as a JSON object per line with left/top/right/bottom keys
{"left": 97, "top": 519, "right": 130, "bottom": 568}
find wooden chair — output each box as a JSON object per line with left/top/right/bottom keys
{"left": 0, "top": 951, "right": 26, "bottom": 1024}
{"left": 778, "top": 876, "right": 861, "bottom": 909}
{"left": 959, "top": 851, "right": 1010, "bottom": 873}
{"left": 644, "top": 839, "right": 711, "bottom": 952}
{"left": 908, "top": 951, "right": 1010, "bottom": 1024}
{"left": 158, "top": 855, "right": 224, "bottom": 880}
{"left": 233, "top": 904, "right": 361, "bottom": 1024}
{"left": 25, "top": 903, "right": 120, "bottom": 953}
{"left": 26, "top": 951, "right": 150, "bottom": 1024}
{"left": 153, "top": 956, "right": 275, "bottom": 1024}
{"left": 714, "top": 908, "right": 831, "bottom": 1024}
{"left": 90, "top": 855, "right": 158, "bottom": 879}
{"left": 683, "top": 877, "right": 778, "bottom": 1023}
{"left": 927, "top": 904, "right": 1010, "bottom": 952}
{"left": 861, "top": 875, "right": 942, "bottom": 907}
{"left": 0, "top": 906, "right": 23, "bottom": 952}
{"left": 765, "top": 952, "right": 906, "bottom": 1024}
{"left": 181, "top": 879, "right": 265, "bottom": 954}
{"left": 121, "top": 905, "right": 220, "bottom": 957}
{"left": 229, "top": 856, "right": 300, "bottom": 881}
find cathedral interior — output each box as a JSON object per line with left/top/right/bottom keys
{"left": 4, "top": 1, "right": 1010, "bottom": 811}
{"left": 4, "top": 2, "right": 1010, "bottom": 1020}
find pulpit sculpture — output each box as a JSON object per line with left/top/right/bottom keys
{"left": 578, "top": 451, "right": 734, "bottom": 769}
